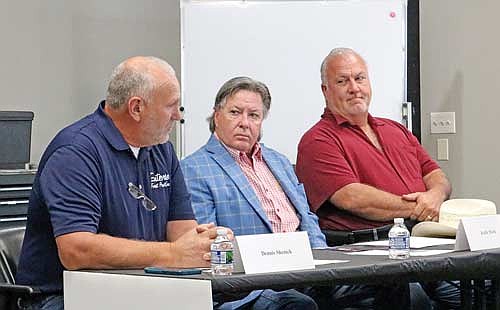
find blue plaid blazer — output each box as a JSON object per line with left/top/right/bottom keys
{"left": 181, "top": 134, "right": 326, "bottom": 248}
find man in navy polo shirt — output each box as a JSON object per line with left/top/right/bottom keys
{"left": 16, "top": 56, "right": 220, "bottom": 309}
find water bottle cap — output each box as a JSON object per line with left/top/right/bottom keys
{"left": 216, "top": 228, "right": 227, "bottom": 235}
{"left": 394, "top": 218, "right": 404, "bottom": 224}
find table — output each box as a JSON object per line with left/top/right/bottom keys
{"left": 64, "top": 246, "right": 500, "bottom": 310}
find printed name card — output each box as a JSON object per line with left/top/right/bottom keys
{"left": 455, "top": 215, "right": 500, "bottom": 251}
{"left": 235, "top": 231, "right": 314, "bottom": 274}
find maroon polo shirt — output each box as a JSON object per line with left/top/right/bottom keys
{"left": 296, "top": 108, "right": 439, "bottom": 231}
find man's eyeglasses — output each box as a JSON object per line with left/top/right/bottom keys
{"left": 127, "top": 182, "right": 157, "bottom": 211}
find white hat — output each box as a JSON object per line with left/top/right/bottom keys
{"left": 411, "top": 199, "right": 497, "bottom": 237}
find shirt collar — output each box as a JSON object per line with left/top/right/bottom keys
{"left": 321, "top": 107, "right": 384, "bottom": 127}
{"left": 214, "top": 132, "right": 262, "bottom": 161}
{"left": 95, "top": 101, "right": 151, "bottom": 155}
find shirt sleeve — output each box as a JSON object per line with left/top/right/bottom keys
{"left": 296, "top": 129, "right": 359, "bottom": 212}
{"left": 40, "top": 145, "right": 102, "bottom": 237}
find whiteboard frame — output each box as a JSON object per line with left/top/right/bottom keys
{"left": 180, "top": 0, "right": 420, "bottom": 160}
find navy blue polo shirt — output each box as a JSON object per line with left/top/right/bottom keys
{"left": 16, "top": 102, "right": 194, "bottom": 293}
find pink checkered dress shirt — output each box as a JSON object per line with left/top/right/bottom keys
{"left": 218, "top": 137, "right": 300, "bottom": 233}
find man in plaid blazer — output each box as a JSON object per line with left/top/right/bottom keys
{"left": 181, "top": 77, "right": 406, "bottom": 310}
{"left": 182, "top": 134, "right": 326, "bottom": 247}
{"left": 181, "top": 77, "right": 323, "bottom": 310}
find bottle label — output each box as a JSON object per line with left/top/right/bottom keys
{"left": 211, "top": 250, "right": 233, "bottom": 264}
{"left": 389, "top": 236, "right": 409, "bottom": 249}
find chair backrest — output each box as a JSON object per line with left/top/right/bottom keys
{"left": 0, "top": 226, "right": 25, "bottom": 284}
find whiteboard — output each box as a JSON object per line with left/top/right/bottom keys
{"left": 181, "top": 0, "right": 407, "bottom": 162}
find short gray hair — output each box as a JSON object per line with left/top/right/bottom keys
{"left": 320, "top": 47, "right": 366, "bottom": 85}
{"left": 106, "top": 56, "right": 175, "bottom": 109}
{"left": 208, "top": 76, "right": 271, "bottom": 133}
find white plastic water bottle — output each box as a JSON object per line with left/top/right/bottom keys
{"left": 210, "top": 228, "right": 234, "bottom": 275}
{"left": 388, "top": 218, "right": 410, "bottom": 259}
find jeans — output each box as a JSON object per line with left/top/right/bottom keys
{"left": 215, "top": 289, "right": 317, "bottom": 310}
{"left": 483, "top": 280, "right": 496, "bottom": 307}
{"left": 303, "top": 283, "right": 411, "bottom": 310}
{"left": 410, "top": 283, "right": 433, "bottom": 310}
{"left": 251, "top": 289, "right": 318, "bottom": 310}
{"left": 19, "top": 294, "right": 64, "bottom": 310}
{"left": 25, "top": 290, "right": 315, "bottom": 310}
{"left": 422, "top": 280, "right": 496, "bottom": 309}
{"left": 420, "top": 281, "right": 461, "bottom": 309}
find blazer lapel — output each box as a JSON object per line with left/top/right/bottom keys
{"left": 205, "top": 135, "right": 272, "bottom": 230}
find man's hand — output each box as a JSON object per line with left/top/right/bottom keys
{"left": 402, "top": 189, "right": 445, "bottom": 222}
{"left": 170, "top": 225, "right": 234, "bottom": 267}
{"left": 195, "top": 223, "right": 234, "bottom": 262}
{"left": 403, "top": 169, "right": 451, "bottom": 222}
{"left": 195, "top": 222, "right": 216, "bottom": 233}
{"left": 169, "top": 226, "right": 218, "bottom": 268}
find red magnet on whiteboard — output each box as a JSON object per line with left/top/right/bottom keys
{"left": 390, "top": 12, "right": 396, "bottom": 18}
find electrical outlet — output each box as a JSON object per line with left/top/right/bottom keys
{"left": 430, "top": 112, "right": 456, "bottom": 134}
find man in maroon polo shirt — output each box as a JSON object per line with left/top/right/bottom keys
{"left": 296, "top": 47, "right": 451, "bottom": 236}
{"left": 296, "top": 47, "right": 460, "bottom": 309}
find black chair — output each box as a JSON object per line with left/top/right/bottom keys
{"left": 321, "top": 226, "right": 392, "bottom": 246}
{"left": 321, "top": 220, "right": 417, "bottom": 246}
{"left": 0, "top": 225, "right": 39, "bottom": 310}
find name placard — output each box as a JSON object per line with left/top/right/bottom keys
{"left": 455, "top": 215, "right": 500, "bottom": 251}
{"left": 235, "top": 231, "right": 314, "bottom": 274}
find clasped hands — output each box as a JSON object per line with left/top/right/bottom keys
{"left": 402, "top": 189, "right": 445, "bottom": 222}
{"left": 196, "top": 223, "right": 234, "bottom": 262}
{"left": 170, "top": 222, "right": 233, "bottom": 268}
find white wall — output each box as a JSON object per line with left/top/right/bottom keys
{"left": 0, "top": 0, "right": 180, "bottom": 164}
{"left": 2, "top": 0, "right": 499, "bottom": 213}
{"left": 420, "top": 0, "right": 500, "bottom": 209}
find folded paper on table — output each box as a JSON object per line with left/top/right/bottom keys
{"left": 235, "top": 231, "right": 314, "bottom": 274}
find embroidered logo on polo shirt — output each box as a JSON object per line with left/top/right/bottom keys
{"left": 150, "top": 172, "right": 170, "bottom": 189}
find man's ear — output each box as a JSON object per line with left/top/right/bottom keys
{"left": 321, "top": 84, "right": 330, "bottom": 105}
{"left": 213, "top": 109, "right": 220, "bottom": 129}
{"left": 128, "top": 96, "right": 143, "bottom": 121}
{"left": 321, "top": 84, "right": 328, "bottom": 98}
